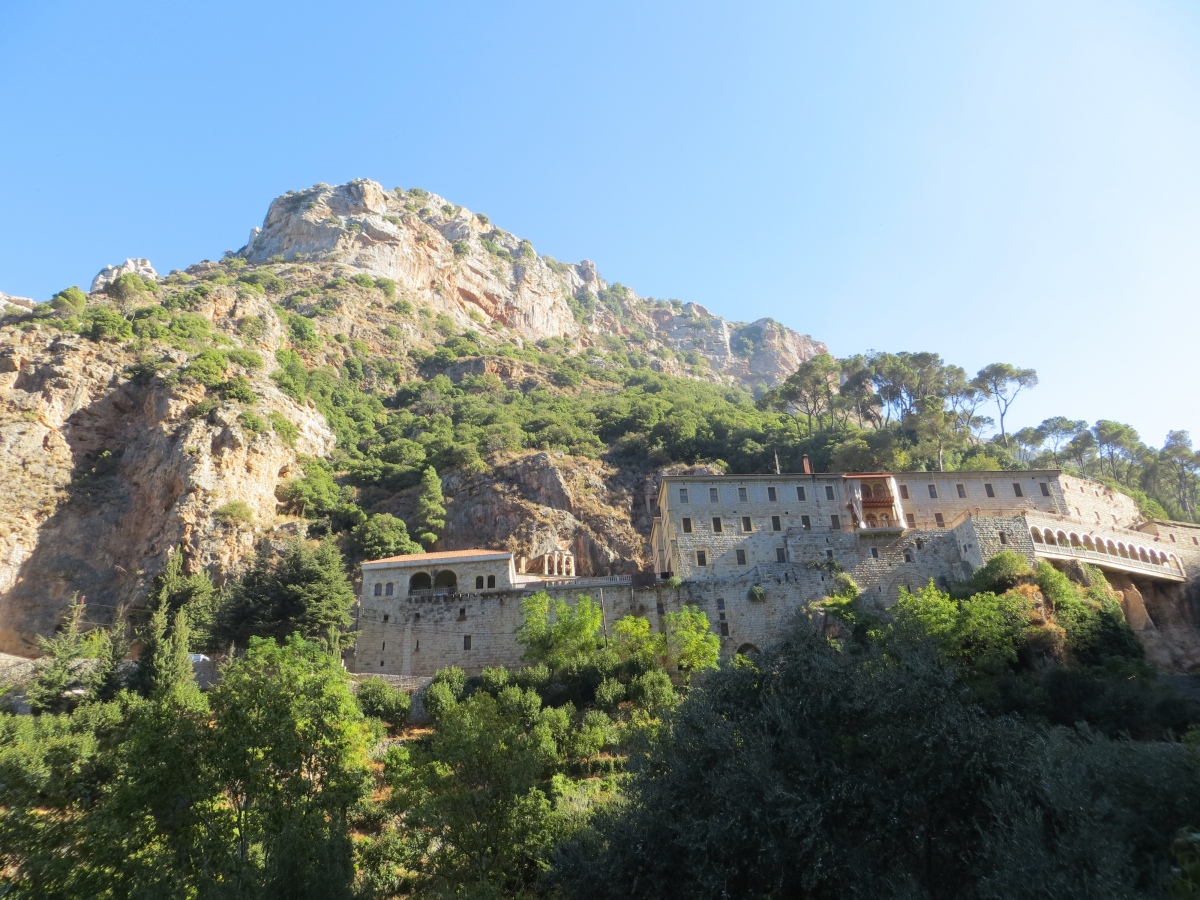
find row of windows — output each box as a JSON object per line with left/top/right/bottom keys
{"left": 678, "top": 484, "right": 836, "bottom": 505}
{"left": 898, "top": 481, "right": 1050, "bottom": 501}
{"left": 682, "top": 514, "right": 840, "bottom": 533}
{"left": 694, "top": 546, "right": 790, "bottom": 567}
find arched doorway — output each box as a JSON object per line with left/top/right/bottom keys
{"left": 434, "top": 570, "right": 458, "bottom": 589}
{"left": 735, "top": 643, "right": 759, "bottom": 657}
{"left": 409, "top": 572, "right": 431, "bottom": 593}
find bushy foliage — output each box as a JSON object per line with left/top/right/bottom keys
{"left": 355, "top": 677, "right": 411, "bottom": 731}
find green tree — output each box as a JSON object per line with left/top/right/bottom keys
{"left": 972, "top": 362, "right": 1038, "bottom": 445}
{"left": 207, "top": 635, "right": 371, "bottom": 898}
{"left": 661, "top": 606, "right": 719, "bottom": 682}
{"left": 384, "top": 689, "right": 560, "bottom": 895}
{"left": 355, "top": 677, "right": 411, "bottom": 732}
{"left": 24, "top": 595, "right": 93, "bottom": 714}
{"left": 516, "top": 592, "right": 604, "bottom": 671}
{"left": 415, "top": 466, "right": 446, "bottom": 548}
{"left": 348, "top": 513, "right": 423, "bottom": 561}
{"left": 49, "top": 285, "right": 87, "bottom": 314}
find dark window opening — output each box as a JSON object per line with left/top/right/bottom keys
{"left": 720, "top": 622, "right": 730, "bottom": 636}
{"left": 984, "top": 483, "right": 995, "bottom": 498}
{"left": 738, "top": 487, "right": 748, "bottom": 502}
{"left": 826, "top": 549, "right": 834, "bottom": 559}
{"left": 475, "top": 576, "right": 484, "bottom": 589}
{"left": 374, "top": 583, "right": 382, "bottom": 596}
{"left": 934, "top": 513, "right": 945, "bottom": 527}
{"left": 741, "top": 516, "right": 752, "bottom": 532}
{"left": 801, "top": 515, "right": 811, "bottom": 529}
{"left": 776, "top": 547, "right": 786, "bottom": 563}
{"left": 899, "top": 485, "right": 910, "bottom": 500}
{"left": 463, "top": 635, "right": 471, "bottom": 651}
{"left": 712, "top": 517, "right": 723, "bottom": 533}
{"left": 830, "top": 514, "right": 841, "bottom": 530}
{"left": 458, "top": 607, "right": 466, "bottom": 619}
{"left": 656, "top": 602, "right": 666, "bottom": 615}
{"left": 767, "top": 486, "right": 778, "bottom": 502}
{"left": 736, "top": 549, "right": 747, "bottom": 565}
{"left": 385, "top": 582, "right": 394, "bottom": 596}
{"left": 383, "top": 614, "right": 389, "bottom": 623}
{"left": 906, "top": 513, "right": 916, "bottom": 528}
{"left": 709, "top": 487, "right": 719, "bottom": 503}
{"left": 927, "top": 484, "right": 938, "bottom": 499}
{"left": 682, "top": 517, "right": 693, "bottom": 533}
{"left": 999, "top": 531, "right": 1008, "bottom": 544}
{"left": 679, "top": 488, "right": 689, "bottom": 503}
{"left": 1013, "top": 483, "right": 1024, "bottom": 497}
{"left": 696, "top": 550, "right": 708, "bottom": 567}
{"left": 956, "top": 484, "right": 967, "bottom": 498}
{"left": 771, "top": 515, "right": 781, "bottom": 532}
{"left": 870, "top": 547, "right": 879, "bottom": 559}
{"left": 716, "top": 597, "right": 725, "bottom": 610}
{"left": 904, "top": 551, "right": 913, "bottom": 563}
{"left": 1040, "top": 482, "right": 1051, "bottom": 497}
{"left": 487, "top": 575, "right": 496, "bottom": 588}
{"left": 797, "top": 486, "right": 806, "bottom": 501}
{"left": 825, "top": 485, "right": 836, "bottom": 501}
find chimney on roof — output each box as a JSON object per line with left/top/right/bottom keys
{"left": 802, "top": 455, "right": 812, "bottom": 475}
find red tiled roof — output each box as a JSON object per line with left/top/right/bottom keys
{"left": 362, "top": 548, "right": 511, "bottom": 566}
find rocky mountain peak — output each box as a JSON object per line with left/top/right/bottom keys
{"left": 238, "top": 179, "right": 825, "bottom": 389}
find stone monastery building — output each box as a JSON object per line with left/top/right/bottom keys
{"left": 355, "top": 467, "right": 1200, "bottom": 677}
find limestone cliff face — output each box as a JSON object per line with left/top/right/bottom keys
{"left": 241, "top": 180, "right": 825, "bottom": 389}
{"left": 0, "top": 290, "right": 332, "bottom": 654}
{"left": 1108, "top": 572, "right": 1200, "bottom": 673}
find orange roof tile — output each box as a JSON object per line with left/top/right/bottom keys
{"left": 362, "top": 548, "right": 511, "bottom": 566}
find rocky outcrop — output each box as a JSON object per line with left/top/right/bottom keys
{"left": 240, "top": 180, "right": 826, "bottom": 390}
{"left": 0, "top": 293, "right": 35, "bottom": 315}
{"left": 1108, "top": 571, "right": 1200, "bottom": 673}
{"left": 0, "top": 292, "right": 332, "bottom": 655}
{"left": 91, "top": 258, "right": 159, "bottom": 293}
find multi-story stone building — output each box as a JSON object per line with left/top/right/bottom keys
{"left": 356, "top": 466, "right": 1198, "bottom": 678}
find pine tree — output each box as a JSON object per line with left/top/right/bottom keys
{"left": 416, "top": 466, "right": 446, "bottom": 548}
{"left": 25, "top": 593, "right": 89, "bottom": 713}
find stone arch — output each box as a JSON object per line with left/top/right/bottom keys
{"left": 409, "top": 572, "right": 431, "bottom": 592}
{"left": 1117, "top": 543, "right": 1129, "bottom": 559}
{"left": 1056, "top": 531, "right": 1069, "bottom": 546}
{"left": 1043, "top": 528, "right": 1056, "bottom": 545}
{"left": 433, "top": 569, "right": 457, "bottom": 589}
{"left": 1138, "top": 547, "right": 1150, "bottom": 562}
{"left": 1030, "top": 527, "right": 1043, "bottom": 543}
{"left": 1082, "top": 535, "right": 1095, "bottom": 551}
{"left": 736, "top": 643, "right": 759, "bottom": 656}
{"left": 385, "top": 582, "right": 394, "bottom": 596}
{"left": 1068, "top": 532, "right": 1081, "bottom": 548}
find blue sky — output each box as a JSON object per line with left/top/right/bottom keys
{"left": 2, "top": 1, "right": 1198, "bottom": 446}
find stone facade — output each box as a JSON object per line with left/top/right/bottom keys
{"left": 354, "top": 469, "right": 1199, "bottom": 677}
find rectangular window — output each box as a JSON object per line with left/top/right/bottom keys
{"left": 934, "top": 513, "right": 945, "bottom": 527}
{"left": 826, "top": 549, "right": 834, "bottom": 559}
{"left": 463, "top": 635, "right": 472, "bottom": 651}
{"left": 696, "top": 550, "right": 708, "bottom": 567}
{"left": 736, "top": 549, "right": 747, "bottom": 565}
{"left": 738, "top": 487, "right": 748, "bottom": 503}
{"left": 776, "top": 547, "right": 786, "bottom": 563}
{"left": 830, "top": 514, "right": 841, "bottom": 530}
{"left": 796, "top": 486, "right": 807, "bottom": 501}
{"left": 656, "top": 602, "right": 665, "bottom": 615}
{"left": 956, "top": 484, "right": 967, "bottom": 499}
{"left": 382, "top": 613, "right": 389, "bottom": 622}
{"left": 825, "top": 485, "right": 836, "bottom": 501}
{"left": 716, "top": 597, "right": 726, "bottom": 610}
{"left": 1039, "top": 482, "right": 1051, "bottom": 497}
{"left": 679, "top": 487, "right": 689, "bottom": 504}
{"left": 720, "top": 622, "right": 730, "bottom": 637}
{"left": 382, "top": 641, "right": 386, "bottom": 651}
{"left": 709, "top": 487, "right": 719, "bottom": 503}
{"left": 899, "top": 484, "right": 910, "bottom": 500}
{"left": 870, "top": 547, "right": 879, "bottom": 559}
{"left": 771, "top": 515, "right": 781, "bottom": 532}
{"left": 718, "top": 612, "right": 726, "bottom": 621}
{"left": 801, "top": 515, "right": 811, "bottom": 529}
{"left": 415, "top": 640, "right": 419, "bottom": 651}
{"left": 1012, "top": 483, "right": 1024, "bottom": 498}
{"left": 682, "top": 517, "right": 692, "bottom": 534}
{"left": 741, "top": 516, "right": 752, "bottom": 532}
{"left": 712, "top": 517, "right": 723, "bottom": 533}
{"left": 906, "top": 513, "right": 916, "bottom": 528}
{"left": 999, "top": 531, "right": 1008, "bottom": 545}
{"left": 927, "top": 484, "right": 938, "bottom": 499}
{"left": 767, "top": 486, "right": 778, "bottom": 502}
{"left": 904, "top": 551, "right": 913, "bottom": 562}
{"left": 984, "top": 483, "right": 995, "bottom": 498}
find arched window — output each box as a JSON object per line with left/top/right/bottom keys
{"left": 475, "top": 576, "right": 484, "bottom": 589}
{"left": 434, "top": 570, "right": 457, "bottom": 589}
{"left": 385, "top": 582, "right": 394, "bottom": 596}
{"left": 374, "top": 583, "right": 382, "bottom": 596}
{"left": 1030, "top": 528, "right": 1043, "bottom": 543}
{"left": 487, "top": 575, "right": 496, "bottom": 588}
{"left": 880, "top": 514, "right": 892, "bottom": 528}
{"left": 409, "top": 572, "right": 431, "bottom": 593}
{"left": 866, "top": 514, "right": 878, "bottom": 528}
